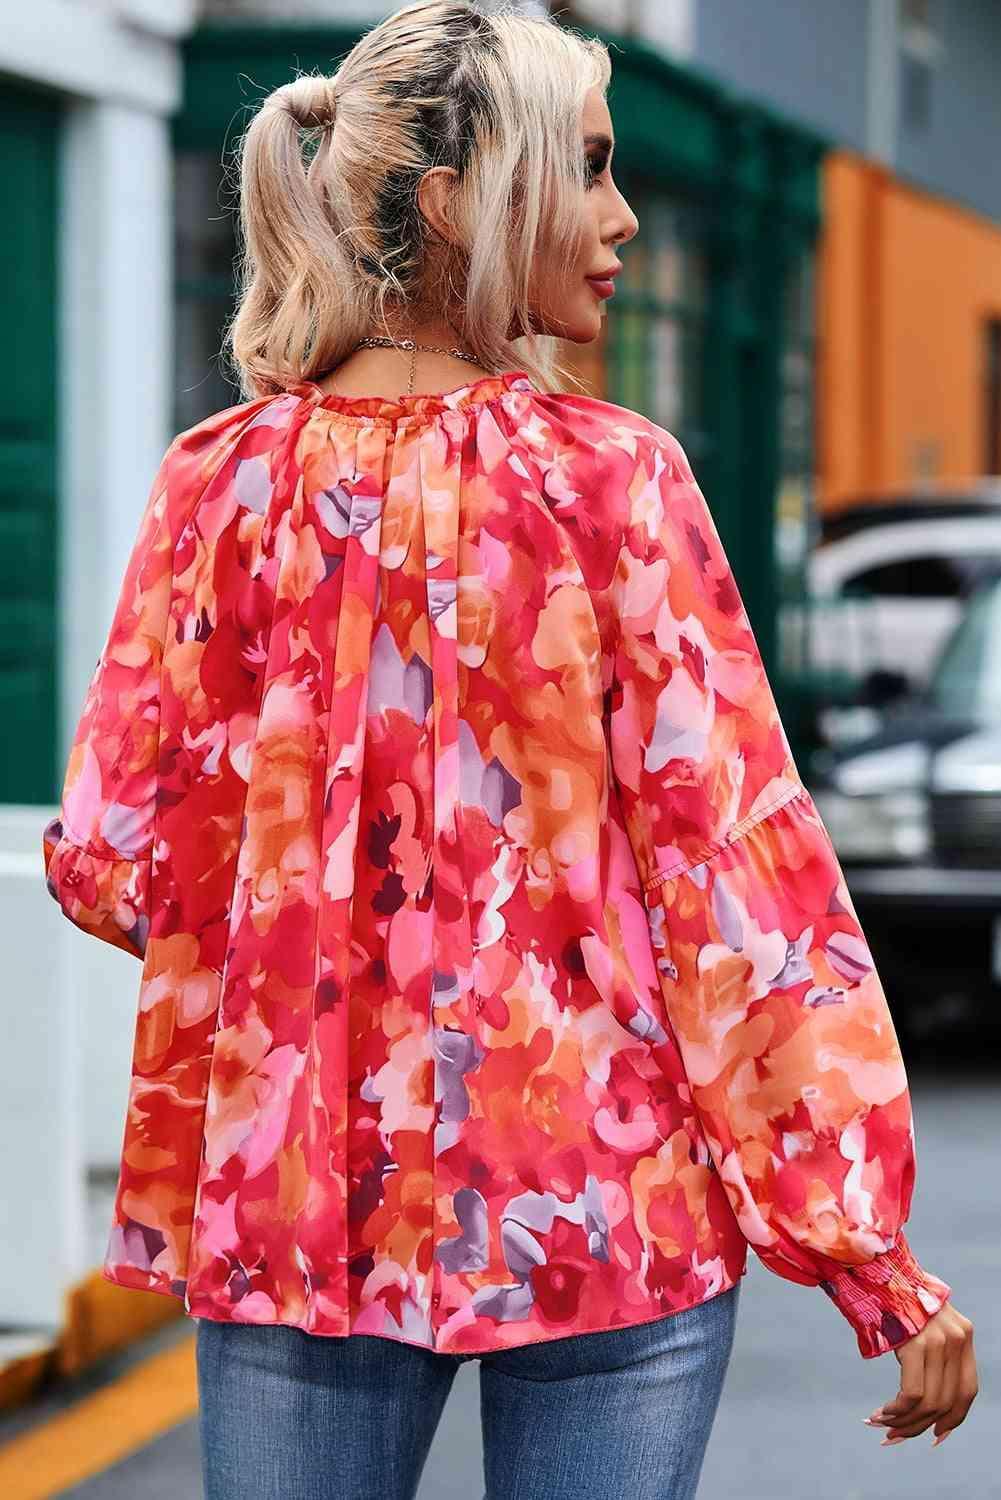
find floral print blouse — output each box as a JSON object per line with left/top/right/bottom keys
{"left": 42, "top": 369, "right": 951, "bottom": 1358}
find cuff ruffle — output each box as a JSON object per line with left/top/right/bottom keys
{"left": 42, "top": 816, "right": 149, "bottom": 960}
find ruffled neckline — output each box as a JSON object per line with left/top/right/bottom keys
{"left": 285, "top": 368, "right": 539, "bottom": 424}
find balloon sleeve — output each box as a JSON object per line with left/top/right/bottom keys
{"left": 608, "top": 425, "right": 952, "bottom": 1358}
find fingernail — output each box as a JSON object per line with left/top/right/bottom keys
{"left": 880, "top": 1434, "right": 906, "bottom": 1446}
{"left": 931, "top": 1432, "right": 951, "bottom": 1448}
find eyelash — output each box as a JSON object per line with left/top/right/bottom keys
{"left": 585, "top": 154, "right": 609, "bottom": 189}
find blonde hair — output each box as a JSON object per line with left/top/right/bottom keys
{"left": 224, "top": 0, "right": 611, "bottom": 400}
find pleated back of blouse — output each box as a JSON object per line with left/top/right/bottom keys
{"left": 42, "top": 369, "right": 951, "bottom": 1357}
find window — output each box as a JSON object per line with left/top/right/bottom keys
{"left": 985, "top": 318, "right": 1001, "bottom": 477}
{"left": 174, "top": 153, "right": 241, "bottom": 433}
{"left": 899, "top": 0, "right": 936, "bottom": 32}
{"left": 900, "top": 54, "right": 933, "bottom": 132}
{"left": 775, "top": 246, "right": 819, "bottom": 684}
{"left": 898, "top": 0, "right": 944, "bottom": 135}
{"left": 847, "top": 555, "right": 991, "bottom": 601}
{"left": 926, "top": 577, "right": 1001, "bottom": 720}
{"left": 606, "top": 185, "right": 707, "bottom": 463}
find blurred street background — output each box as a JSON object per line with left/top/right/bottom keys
{"left": 2, "top": 0, "right": 998, "bottom": 1496}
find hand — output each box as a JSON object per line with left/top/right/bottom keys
{"left": 865, "top": 1301, "right": 978, "bottom": 1447}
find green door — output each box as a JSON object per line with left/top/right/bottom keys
{"left": 0, "top": 85, "right": 59, "bottom": 803}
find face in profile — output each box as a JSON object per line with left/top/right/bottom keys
{"left": 526, "top": 84, "right": 640, "bottom": 346}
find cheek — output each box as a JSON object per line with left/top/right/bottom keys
{"left": 554, "top": 216, "right": 598, "bottom": 290}
{"left": 530, "top": 209, "right": 595, "bottom": 302}
{"left": 574, "top": 202, "right": 601, "bottom": 261}
{"left": 533, "top": 249, "right": 581, "bottom": 302}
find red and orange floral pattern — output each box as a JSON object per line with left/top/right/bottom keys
{"left": 43, "top": 370, "right": 950, "bottom": 1357}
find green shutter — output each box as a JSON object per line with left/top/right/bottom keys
{"left": 599, "top": 31, "right": 827, "bottom": 764}
{"left": 0, "top": 85, "right": 59, "bottom": 803}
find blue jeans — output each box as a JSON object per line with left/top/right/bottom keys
{"left": 196, "top": 1280, "right": 740, "bottom": 1500}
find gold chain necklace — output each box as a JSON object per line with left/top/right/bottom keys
{"left": 339, "top": 334, "right": 483, "bottom": 395}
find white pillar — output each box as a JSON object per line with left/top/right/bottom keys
{"left": 866, "top": 0, "right": 899, "bottom": 167}
{"left": 58, "top": 97, "right": 177, "bottom": 1170}
{"left": 59, "top": 98, "right": 176, "bottom": 766}
{"left": 0, "top": 2, "right": 194, "bottom": 1330}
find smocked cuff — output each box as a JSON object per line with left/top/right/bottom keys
{"left": 819, "top": 1230, "right": 952, "bottom": 1359}
{"left": 42, "top": 816, "right": 149, "bottom": 960}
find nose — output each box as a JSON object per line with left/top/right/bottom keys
{"left": 609, "top": 198, "right": 639, "bottom": 249}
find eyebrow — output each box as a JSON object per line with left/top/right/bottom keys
{"left": 583, "top": 132, "right": 614, "bottom": 151}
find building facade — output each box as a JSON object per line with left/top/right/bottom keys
{"left": 599, "top": 0, "right": 1001, "bottom": 508}
{"left": 25, "top": 0, "right": 1001, "bottom": 1334}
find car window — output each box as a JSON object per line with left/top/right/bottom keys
{"left": 925, "top": 578, "right": 1001, "bottom": 718}
{"left": 846, "top": 555, "right": 966, "bottom": 598}
{"left": 959, "top": 554, "right": 1001, "bottom": 591}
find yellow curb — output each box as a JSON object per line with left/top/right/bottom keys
{"left": 0, "top": 1336, "right": 198, "bottom": 1500}
{"left": 56, "top": 1270, "right": 184, "bottom": 1379}
{"left": 0, "top": 1346, "right": 55, "bottom": 1413}
{"left": 0, "top": 1269, "right": 185, "bottom": 1413}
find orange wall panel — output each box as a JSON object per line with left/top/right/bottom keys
{"left": 817, "top": 150, "right": 1001, "bottom": 511}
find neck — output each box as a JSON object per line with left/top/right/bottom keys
{"left": 317, "top": 312, "right": 490, "bottom": 399}
{"left": 373, "top": 310, "right": 467, "bottom": 351}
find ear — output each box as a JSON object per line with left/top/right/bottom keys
{"left": 416, "top": 164, "right": 461, "bottom": 245}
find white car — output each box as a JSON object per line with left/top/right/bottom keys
{"left": 805, "top": 512, "right": 1001, "bottom": 687}
{"left": 807, "top": 575, "right": 1001, "bottom": 1038}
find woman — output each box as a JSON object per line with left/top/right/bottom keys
{"left": 42, "top": 2, "right": 977, "bottom": 1496}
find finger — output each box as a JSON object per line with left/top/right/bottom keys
{"left": 885, "top": 1334, "right": 944, "bottom": 1440}
{"left": 879, "top": 1339, "right": 926, "bottom": 1428}
{"left": 930, "top": 1339, "right": 961, "bottom": 1440}
{"left": 886, "top": 1327, "right": 959, "bottom": 1441}
{"left": 960, "top": 1327, "right": 979, "bottom": 1408}
{"left": 934, "top": 1328, "right": 980, "bottom": 1443}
